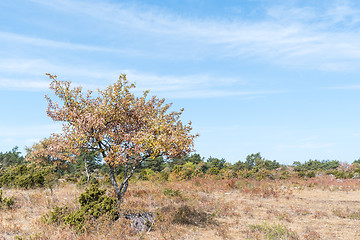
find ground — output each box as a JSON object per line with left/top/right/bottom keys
{"left": 1, "top": 176, "right": 360, "bottom": 239}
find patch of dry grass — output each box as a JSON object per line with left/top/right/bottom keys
{"left": 0, "top": 176, "right": 360, "bottom": 239}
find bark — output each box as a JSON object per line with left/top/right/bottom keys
{"left": 108, "top": 163, "right": 137, "bottom": 203}
{"left": 98, "top": 140, "right": 145, "bottom": 204}
{"left": 108, "top": 165, "right": 121, "bottom": 201}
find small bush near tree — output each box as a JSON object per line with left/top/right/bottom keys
{"left": 0, "top": 189, "right": 15, "bottom": 209}
{"left": 44, "top": 184, "right": 119, "bottom": 232}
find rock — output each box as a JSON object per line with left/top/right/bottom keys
{"left": 124, "top": 212, "right": 154, "bottom": 232}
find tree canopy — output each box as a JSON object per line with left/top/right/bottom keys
{"left": 0, "top": 146, "right": 24, "bottom": 170}
{"left": 32, "top": 74, "right": 198, "bottom": 202}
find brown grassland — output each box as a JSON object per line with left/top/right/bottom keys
{"left": 1, "top": 175, "right": 360, "bottom": 240}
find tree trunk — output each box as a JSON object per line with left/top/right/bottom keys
{"left": 99, "top": 143, "right": 143, "bottom": 204}
{"left": 109, "top": 163, "right": 138, "bottom": 204}
{"left": 108, "top": 165, "right": 122, "bottom": 202}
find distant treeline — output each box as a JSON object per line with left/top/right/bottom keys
{"left": 1, "top": 146, "right": 360, "bottom": 188}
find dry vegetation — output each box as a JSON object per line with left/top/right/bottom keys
{"left": 1, "top": 175, "right": 360, "bottom": 240}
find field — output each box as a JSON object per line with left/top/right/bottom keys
{"left": 1, "top": 175, "right": 360, "bottom": 240}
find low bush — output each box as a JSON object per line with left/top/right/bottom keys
{"left": 44, "top": 205, "right": 70, "bottom": 225}
{"left": 163, "top": 188, "right": 181, "bottom": 197}
{"left": 43, "top": 184, "right": 119, "bottom": 232}
{"left": 326, "top": 170, "right": 346, "bottom": 179}
{"left": 160, "top": 171, "right": 169, "bottom": 181}
{"left": 0, "top": 164, "right": 55, "bottom": 189}
{"left": 248, "top": 222, "right": 299, "bottom": 240}
{"left": 208, "top": 167, "right": 219, "bottom": 175}
{"left": 77, "top": 175, "right": 99, "bottom": 186}
{"left": 138, "top": 168, "right": 155, "bottom": 180}
{"left": 306, "top": 171, "right": 316, "bottom": 178}
{"left": 0, "top": 189, "right": 15, "bottom": 209}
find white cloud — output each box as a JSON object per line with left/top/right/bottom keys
{"left": 0, "top": 31, "right": 138, "bottom": 55}
{"left": 0, "top": 58, "right": 273, "bottom": 99}
{"left": 0, "top": 78, "right": 49, "bottom": 90}
{"left": 325, "top": 1, "right": 360, "bottom": 26}
{"left": 28, "top": 0, "right": 360, "bottom": 71}
{"left": 329, "top": 84, "right": 360, "bottom": 90}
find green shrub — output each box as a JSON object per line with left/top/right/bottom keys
{"left": 43, "top": 206, "right": 70, "bottom": 225}
{"left": 249, "top": 222, "right": 298, "bottom": 239}
{"left": 163, "top": 188, "right": 181, "bottom": 197}
{"left": 172, "top": 165, "right": 183, "bottom": 174}
{"left": 293, "top": 160, "right": 340, "bottom": 172}
{"left": 65, "top": 174, "right": 78, "bottom": 183}
{"left": 306, "top": 171, "right": 316, "bottom": 178}
{"left": 138, "top": 168, "right": 155, "bottom": 180}
{"left": 255, "top": 169, "right": 272, "bottom": 181}
{"left": 160, "top": 171, "right": 169, "bottom": 181}
{"left": 0, "top": 164, "right": 54, "bottom": 189}
{"left": 335, "top": 171, "right": 346, "bottom": 179}
{"left": 180, "top": 162, "right": 196, "bottom": 179}
{"left": 77, "top": 175, "right": 100, "bottom": 186}
{"left": 327, "top": 170, "right": 346, "bottom": 179}
{"left": 0, "top": 189, "right": 15, "bottom": 209}
{"left": 171, "top": 163, "right": 200, "bottom": 180}
{"left": 279, "top": 170, "right": 291, "bottom": 180}
{"left": 208, "top": 167, "right": 219, "bottom": 175}
{"left": 62, "top": 210, "right": 87, "bottom": 232}
{"left": 78, "top": 185, "right": 118, "bottom": 219}
{"left": 297, "top": 171, "right": 305, "bottom": 178}
{"left": 44, "top": 184, "right": 119, "bottom": 232}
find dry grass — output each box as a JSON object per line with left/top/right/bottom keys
{"left": 1, "top": 176, "right": 360, "bottom": 239}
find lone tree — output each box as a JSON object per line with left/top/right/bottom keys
{"left": 37, "top": 73, "right": 197, "bottom": 203}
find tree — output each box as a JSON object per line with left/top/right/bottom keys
{"left": 41, "top": 73, "right": 197, "bottom": 203}
{"left": 141, "top": 156, "right": 165, "bottom": 172}
{"left": 185, "top": 153, "right": 204, "bottom": 164}
{"left": 207, "top": 156, "right": 226, "bottom": 170}
{"left": 232, "top": 153, "right": 279, "bottom": 171}
{"left": 244, "top": 153, "right": 262, "bottom": 170}
{"left": 76, "top": 151, "right": 102, "bottom": 183}
{"left": 354, "top": 158, "right": 360, "bottom": 165}
{"left": 0, "top": 147, "right": 24, "bottom": 169}
{"left": 292, "top": 159, "right": 340, "bottom": 172}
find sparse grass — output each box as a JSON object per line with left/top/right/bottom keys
{"left": 332, "top": 207, "right": 360, "bottom": 220}
{"left": 303, "top": 227, "right": 321, "bottom": 240}
{"left": 1, "top": 176, "right": 360, "bottom": 239}
{"left": 248, "top": 222, "right": 298, "bottom": 240}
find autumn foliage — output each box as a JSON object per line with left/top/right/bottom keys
{"left": 31, "top": 74, "right": 197, "bottom": 202}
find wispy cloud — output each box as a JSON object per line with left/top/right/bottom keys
{"left": 29, "top": 0, "right": 360, "bottom": 70}
{"left": 0, "top": 31, "right": 140, "bottom": 55}
{"left": 0, "top": 78, "right": 49, "bottom": 90}
{"left": 0, "top": 58, "right": 281, "bottom": 98}
{"left": 329, "top": 84, "right": 360, "bottom": 90}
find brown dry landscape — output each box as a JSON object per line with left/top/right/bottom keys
{"left": 1, "top": 175, "right": 360, "bottom": 240}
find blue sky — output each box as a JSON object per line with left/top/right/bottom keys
{"left": 1, "top": 0, "right": 360, "bottom": 164}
